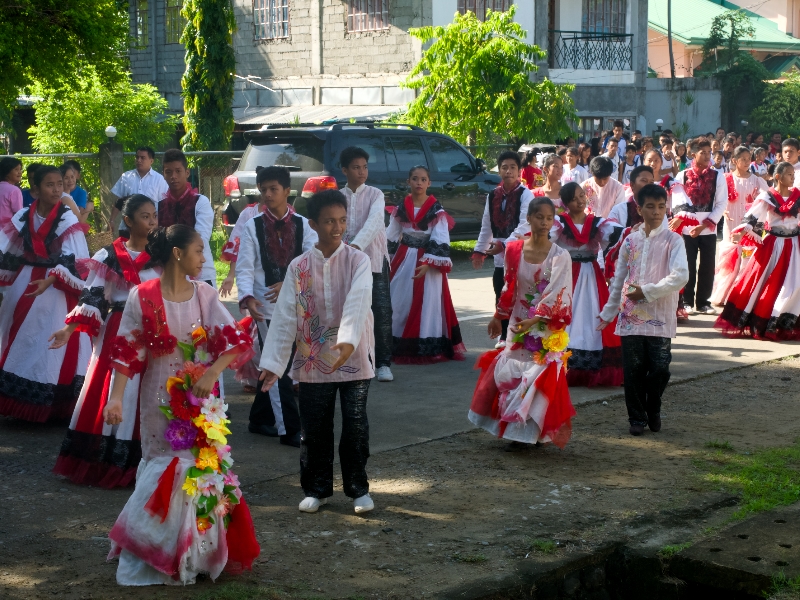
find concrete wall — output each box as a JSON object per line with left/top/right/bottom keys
{"left": 645, "top": 78, "right": 722, "bottom": 139}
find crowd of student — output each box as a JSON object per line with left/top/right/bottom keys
{"left": 0, "top": 121, "right": 795, "bottom": 585}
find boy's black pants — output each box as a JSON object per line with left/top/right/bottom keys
{"left": 373, "top": 259, "right": 393, "bottom": 368}
{"left": 299, "top": 379, "right": 370, "bottom": 499}
{"left": 249, "top": 320, "right": 301, "bottom": 436}
{"left": 493, "top": 266, "right": 509, "bottom": 339}
{"left": 682, "top": 234, "right": 716, "bottom": 309}
{"left": 621, "top": 336, "right": 672, "bottom": 426}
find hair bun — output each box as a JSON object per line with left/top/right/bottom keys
{"left": 145, "top": 227, "right": 170, "bottom": 265}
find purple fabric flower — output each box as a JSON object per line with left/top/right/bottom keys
{"left": 186, "top": 391, "right": 203, "bottom": 406}
{"left": 523, "top": 335, "right": 544, "bottom": 353}
{"left": 536, "top": 279, "right": 549, "bottom": 294}
{"left": 164, "top": 419, "right": 198, "bottom": 451}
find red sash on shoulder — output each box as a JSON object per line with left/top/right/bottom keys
{"left": 768, "top": 187, "right": 800, "bottom": 214}
{"left": 404, "top": 195, "right": 438, "bottom": 228}
{"left": 137, "top": 278, "right": 177, "bottom": 357}
{"left": 113, "top": 237, "right": 151, "bottom": 285}
{"left": 560, "top": 213, "right": 596, "bottom": 245}
{"left": 28, "top": 200, "right": 62, "bottom": 258}
{"left": 725, "top": 173, "right": 738, "bottom": 203}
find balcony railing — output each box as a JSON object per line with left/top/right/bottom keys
{"left": 548, "top": 30, "right": 633, "bottom": 71}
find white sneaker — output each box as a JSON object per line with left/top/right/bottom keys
{"left": 376, "top": 366, "right": 394, "bottom": 382}
{"left": 299, "top": 496, "right": 327, "bottom": 513}
{"left": 696, "top": 305, "right": 717, "bottom": 315}
{"left": 354, "top": 494, "right": 374, "bottom": 514}
{"left": 494, "top": 340, "right": 506, "bottom": 350}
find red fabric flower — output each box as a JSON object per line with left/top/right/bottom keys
{"left": 169, "top": 387, "right": 201, "bottom": 421}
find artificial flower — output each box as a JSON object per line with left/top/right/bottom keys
{"left": 214, "top": 495, "right": 231, "bottom": 517}
{"left": 536, "top": 279, "right": 549, "bottom": 294}
{"left": 164, "top": 419, "right": 198, "bottom": 451}
{"left": 195, "top": 446, "right": 220, "bottom": 471}
{"left": 182, "top": 476, "right": 198, "bottom": 497}
{"left": 212, "top": 442, "right": 233, "bottom": 467}
{"left": 181, "top": 361, "right": 207, "bottom": 385}
{"left": 165, "top": 376, "right": 185, "bottom": 395}
{"left": 196, "top": 516, "right": 213, "bottom": 533}
{"left": 191, "top": 326, "right": 207, "bottom": 345}
{"left": 223, "top": 470, "right": 240, "bottom": 488}
{"left": 523, "top": 334, "right": 544, "bottom": 353}
{"left": 201, "top": 396, "right": 229, "bottom": 424}
{"left": 195, "top": 348, "right": 211, "bottom": 365}
{"left": 169, "top": 388, "right": 201, "bottom": 421}
{"left": 543, "top": 330, "right": 569, "bottom": 353}
{"left": 196, "top": 472, "right": 225, "bottom": 497}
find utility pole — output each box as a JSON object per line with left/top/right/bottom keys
{"left": 668, "top": 0, "right": 676, "bottom": 79}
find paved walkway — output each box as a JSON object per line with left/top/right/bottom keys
{"left": 224, "top": 266, "right": 800, "bottom": 487}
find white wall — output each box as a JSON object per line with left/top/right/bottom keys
{"left": 515, "top": 1, "right": 535, "bottom": 44}
{"left": 645, "top": 79, "right": 722, "bottom": 139}
{"left": 558, "top": 0, "right": 583, "bottom": 31}
{"left": 432, "top": 0, "right": 458, "bottom": 27}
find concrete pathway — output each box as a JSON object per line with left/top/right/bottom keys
{"left": 224, "top": 266, "right": 800, "bottom": 488}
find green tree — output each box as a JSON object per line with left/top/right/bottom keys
{"left": 0, "top": 0, "right": 128, "bottom": 132}
{"left": 180, "top": 0, "right": 237, "bottom": 151}
{"left": 400, "top": 6, "right": 575, "bottom": 150}
{"left": 28, "top": 71, "right": 179, "bottom": 154}
{"left": 696, "top": 9, "right": 771, "bottom": 129}
{"left": 750, "top": 72, "right": 800, "bottom": 138}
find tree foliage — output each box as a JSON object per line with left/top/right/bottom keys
{"left": 400, "top": 7, "right": 576, "bottom": 149}
{"left": 0, "top": 0, "right": 128, "bottom": 131}
{"left": 750, "top": 72, "right": 800, "bottom": 138}
{"left": 28, "top": 70, "right": 179, "bottom": 154}
{"left": 181, "top": 0, "right": 237, "bottom": 151}
{"left": 696, "top": 9, "right": 771, "bottom": 129}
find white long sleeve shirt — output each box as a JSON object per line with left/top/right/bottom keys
{"left": 191, "top": 194, "right": 217, "bottom": 285}
{"left": 342, "top": 184, "right": 390, "bottom": 273}
{"left": 474, "top": 184, "right": 533, "bottom": 268}
{"left": 235, "top": 211, "right": 317, "bottom": 322}
{"left": 259, "top": 243, "right": 375, "bottom": 383}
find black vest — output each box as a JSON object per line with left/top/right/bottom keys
{"left": 253, "top": 214, "right": 304, "bottom": 286}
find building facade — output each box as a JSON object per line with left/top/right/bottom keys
{"left": 128, "top": 0, "right": 648, "bottom": 141}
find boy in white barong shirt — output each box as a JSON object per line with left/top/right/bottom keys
{"left": 339, "top": 146, "right": 393, "bottom": 382}
{"left": 599, "top": 184, "right": 689, "bottom": 437}
{"left": 259, "top": 189, "right": 376, "bottom": 515}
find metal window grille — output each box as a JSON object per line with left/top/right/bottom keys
{"left": 254, "top": 0, "right": 289, "bottom": 40}
{"left": 165, "top": 0, "right": 185, "bottom": 44}
{"left": 133, "top": 0, "right": 149, "bottom": 48}
{"left": 457, "top": 0, "right": 513, "bottom": 20}
{"left": 348, "top": 0, "right": 389, "bottom": 32}
{"left": 582, "top": 0, "right": 628, "bottom": 34}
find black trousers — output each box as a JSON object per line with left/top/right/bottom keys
{"left": 493, "top": 266, "right": 509, "bottom": 340}
{"left": 299, "top": 379, "right": 370, "bottom": 499}
{"left": 249, "top": 321, "right": 301, "bottom": 436}
{"left": 682, "top": 234, "right": 716, "bottom": 309}
{"left": 621, "top": 336, "right": 671, "bottom": 426}
{"left": 373, "top": 259, "right": 393, "bottom": 368}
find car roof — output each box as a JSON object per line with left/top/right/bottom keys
{"left": 243, "top": 122, "right": 446, "bottom": 143}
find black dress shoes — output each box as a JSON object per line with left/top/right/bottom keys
{"left": 248, "top": 422, "right": 279, "bottom": 437}
{"left": 280, "top": 431, "right": 301, "bottom": 448}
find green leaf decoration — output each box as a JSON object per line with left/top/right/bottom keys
{"left": 158, "top": 405, "right": 174, "bottom": 419}
{"left": 178, "top": 341, "right": 195, "bottom": 362}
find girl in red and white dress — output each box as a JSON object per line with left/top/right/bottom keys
{"left": 716, "top": 161, "right": 800, "bottom": 340}
{"left": 387, "top": 166, "right": 465, "bottom": 364}
{"left": 533, "top": 154, "right": 566, "bottom": 214}
{"left": 51, "top": 195, "right": 160, "bottom": 488}
{"left": 469, "top": 197, "right": 576, "bottom": 447}
{"left": 0, "top": 165, "right": 91, "bottom": 422}
{"left": 103, "top": 224, "right": 258, "bottom": 585}
{"left": 710, "top": 146, "right": 768, "bottom": 306}
{"left": 551, "top": 183, "right": 624, "bottom": 387}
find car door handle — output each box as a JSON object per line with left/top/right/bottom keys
{"left": 395, "top": 183, "right": 408, "bottom": 191}
{"left": 443, "top": 182, "right": 456, "bottom": 191}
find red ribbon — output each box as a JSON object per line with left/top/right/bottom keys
{"left": 137, "top": 278, "right": 176, "bottom": 356}
{"left": 113, "top": 237, "right": 151, "bottom": 285}
{"left": 561, "top": 213, "right": 596, "bottom": 245}
{"left": 768, "top": 187, "right": 800, "bottom": 214}
{"left": 725, "top": 173, "right": 739, "bottom": 203}
{"left": 144, "top": 456, "right": 179, "bottom": 523}
{"left": 28, "top": 200, "right": 61, "bottom": 259}
{"left": 404, "top": 195, "right": 438, "bottom": 228}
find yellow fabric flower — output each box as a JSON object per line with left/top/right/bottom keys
{"left": 195, "top": 446, "right": 219, "bottom": 471}
{"left": 543, "top": 330, "right": 569, "bottom": 353}
{"left": 196, "top": 516, "right": 212, "bottom": 533}
{"left": 166, "top": 376, "right": 186, "bottom": 395}
{"left": 191, "top": 327, "right": 207, "bottom": 345}
{"left": 182, "top": 476, "right": 198, "bottom": 497}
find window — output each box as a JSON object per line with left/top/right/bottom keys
{"left": 242, "top": 139, "right": 325, "bottom": 173}
{"left": 338, "top": 136, "right": 388, "bottom": 171}
{"left": 386, "top": 137, "right": 427, "bottom": 172}
{"left": 582, "top": 0, "right": 628, "bottom": 34}
{"left": 254, "top": 0, "right": 289, "bottom": 40}
{"left": 165, "top": 0, "right": 186, "bottom": 44}
{"left": 133, "top": 0, "right": 149, "bottom": 48}
{"left": 426, "top": 138, "right": 473, "bottom": 174}
{"left": 348, "top": 0, "right": 389, "bottom": 32}
{"left": 458, "top": 0, "right": 513, "bottom": 20}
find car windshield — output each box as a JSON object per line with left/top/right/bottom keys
{"left": 242, "top": 138, "right": 325, "bottom": 172}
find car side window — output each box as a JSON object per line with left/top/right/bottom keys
{"left": 339, "top": 136, "right": 388, "bottom": 172}
{"left": 426, "top": 137, "right": 474, "bottom": 174}
{"left": 386, "top": 137, "right": 428, "bottom": 172}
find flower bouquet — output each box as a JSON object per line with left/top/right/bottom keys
{"left": 159, "top": 326, "right": 242, "bottom": 533}
{"left": 512, "top": 271, "right": 571, "bottom": 367}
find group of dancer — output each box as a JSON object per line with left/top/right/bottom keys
{"left": 0, "top": 134, "right": 795, "bottom": 586}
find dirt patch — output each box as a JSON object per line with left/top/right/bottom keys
{"left": 2, "top": 357, "right": 800, "bottom": 599}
